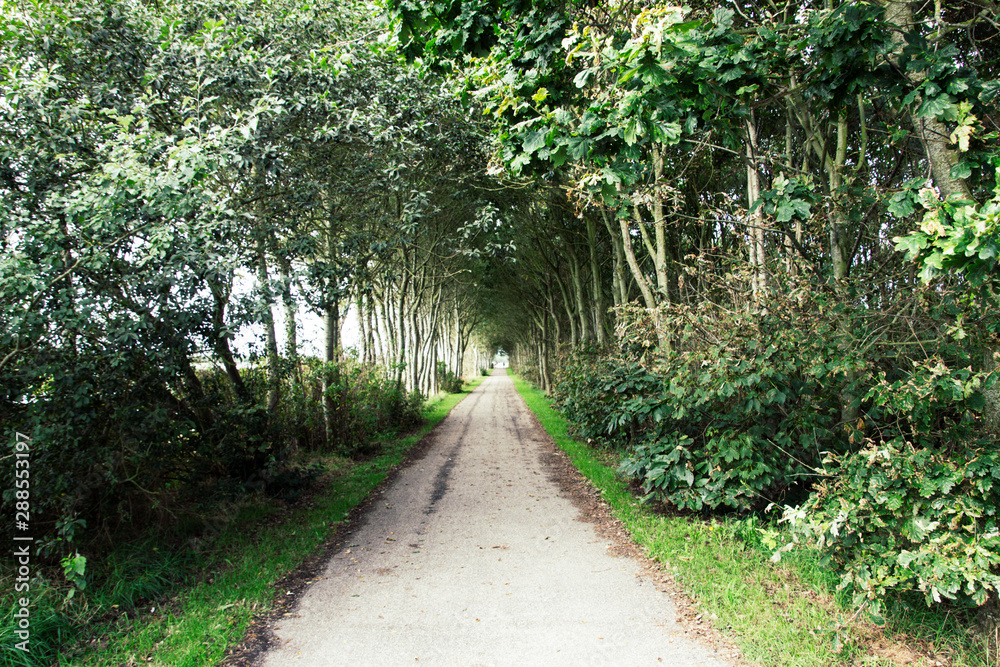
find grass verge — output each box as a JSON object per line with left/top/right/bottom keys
{"left": 2, "top": 377, "right": 484, "bottom": 667}
{"left": 511, "top": 373, "right": 984, "bottom": 667}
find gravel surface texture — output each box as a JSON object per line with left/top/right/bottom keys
{"left": 257, "top": 371, "right": 738, "bottom": 666}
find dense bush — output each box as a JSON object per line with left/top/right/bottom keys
{"left": 436, "top": 361, "right": 465, "bottom": 394}
{"left": 553, "top": 264, "right": 1000, "bottom": 612}
{"left": 1, "top": 353, "right": 424, "bottom": 557}
{"left": 1, "top": 345, "right": 244, "bottom": 548}
{"left": 303, "top": 358, "right": 425, "bottom": 455}
{"left": 556, "top": 282, "right": 866, "bottom": 512}
{"left": 778, "top": 360, "right": 999, "bottom": 616}
{"left": 781, "top": 440, "right": 1000, "bottom": 616}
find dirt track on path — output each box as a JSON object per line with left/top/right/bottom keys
{"left": 255, "top": 371, "right": 739, "bottom": 666}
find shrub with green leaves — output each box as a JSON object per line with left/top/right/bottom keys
{"left": 778, "top": 360, "right": 1000, "bottom": 617}
{"left": 556, "top": 262, "right": 1000, "bottom": 614}
{"left": 436, "top": 361, "right": 465, "bottom": 394}
{"left": 556, "top": 280, "right": 862, "bottom": 512}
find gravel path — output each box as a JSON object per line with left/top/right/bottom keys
{"left": 259, "top": 371, "right": 737, "bottom": 666}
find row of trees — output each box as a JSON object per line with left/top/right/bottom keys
{"left": 388, "top": 0, "right": 1000, "bottom": 634}
{"left": 391, "top": 0, "right": 997, "bottom": 385}
{"left": 0, "top": 0, "right": 509, "bottom": 564}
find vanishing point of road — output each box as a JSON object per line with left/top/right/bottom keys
{"left": 260, "top": 370, "right": 738, "bottom": 666}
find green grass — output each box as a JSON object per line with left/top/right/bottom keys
{"left": 1, "top": 377, "right": 484, "bottom": 667}
{"left": 511, "top": 374, "right": 988, "bottom": 667}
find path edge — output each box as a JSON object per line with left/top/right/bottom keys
{"left": 219, "top": 379, "right": 489, "bottom": 667}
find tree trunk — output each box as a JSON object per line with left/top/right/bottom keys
{"left": 619, "top": 214, "right": 669, "bottom": 351}
{"left": 881, "top": 1, "right": 975, "bottom": 203}
{"left": 322, "top": 204, "right": 342, "bottom": 448}
{"left": 651, "top": 145, "right": 669, "bottom": 298}
{"left": 554, "top": 270, "right": 578, "bottom": 346}
{"left": 257, "top": 235, "right": 281, "bottom": 414}
{"left": 602, "top": 208, "right": 629, "bottom": 307}
{"left": 546, "top": 287, "right": 562, "bottom": 349}
{"left": 620, "top": 216, "right": 658, "bottom": 311}
{"left": 323, "top": 294, "right": 341, "bottom": 448}
{"left": 275, "top": 254, "right": 301, "bottom": 386}
{"left": 745, "top": 114, "right": 767, "bottom": 305}
{"left": 357, "top": 290, "right": 369, "bottom": 366}
{"left": 586, "top": 213, "right": 607, "bottom": 345}
{"left": 568, "top": 247, "right": 591, "bottom": 344}
{"left": 829, "top": 111, "right": 850, "bottom": 283}
{"left": 209, "top": 275, "right": 250, "bottom": 403}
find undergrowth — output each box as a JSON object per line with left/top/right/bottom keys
{"left": 0, "top": 376, "right": 483, "bottom": 666}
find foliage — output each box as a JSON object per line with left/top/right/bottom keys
{"left": 780, "top": 437, "right": 1000, "bottom": 619}
{"left": 436, "top": 361, "right": 465, "bottom": 393}
{"left": 0, "top": 351, "right": 424, "bottom": 548}
{"left": 313, "top": 359, "right": 426, "bottom": 454}
{"left": 895, "top": 170, "right": 1000, "bottom": 288}
{"left": 557, "top": 261, "right": 996, "bottom": 526}
{"left": 61, "top": 552, "right": 88, "bottom": 599}
{"left": 552, "top": 262, "right": 1000, "bottom": 623}
{"left": 0, "top": 0, "right": 451, "bottom": 557}
{"left": 557, "top": 271, "right": 848, "bottom": 511}
{"left": 402, "top": 0, "right": 1000, "bottom": 647}
{"left": 514, "top": 372, "right": 989, "bottom": 667}
{"left": 0, "top": 379, "right": 483, "bottom": 666}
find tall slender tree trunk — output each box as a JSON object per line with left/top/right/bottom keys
{"left": 275, "top": 254, "right": 301, "bottom": 387}
{"left": 602, "top": 209, "right": 629, "bottom": 307}
{"left": 356, "top": 291, "right": 369, "bottom": 366}
{"left": 586, "top": 214, "right": 607, "bottom": 345}
{"left": 568, "top": 248, "right": 591, "bottom": 343}
{"left": 829, "top": 111, "right": 850, "bottom": 283}
{"left": 618, "top": 215, "right": 669, "bottom": 351}
{"left": 745, "top": 114, "right": 767, "bottom": 305}
{"left": 554, "top": 271, "right": 578, "bottom": 346}
{"left": 322, "top": 207, "right": 342, "bottom": 449}
{"left": 210, "top": 274, "right": 250, "bottom": 403}
{"left": 881, "top": 1, "right": 975, "bottom": 203}
{"left": 546, "top": 287, "right": 562, "bottom": 349}
{"left": 257, "top": 235, "right": 281, "bottom": 414}
{"left": 323, "top": 294, "right": 341, "bottom": 448}
{"left": 783, "top": 108, "right": 798, "bottom": 275}
{"left": 452, "top": 301, "right": 463, "bottom": 377}
{"left": 651, "top": 145, "right": 669, "bottom": 298}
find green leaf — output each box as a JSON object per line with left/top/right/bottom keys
{"left": 949, "top": 162, "right": 972, "bottom": 180}
{"left": 894, "top": 233, "right": 929, "bottom": 258}
{"left": 651, "top": 121, "right": 681, "bottom": 145}
{"left": 573, "top": 68, "right": 594, "bottom": 89}
{"left": 523, "top": 130, "right": 548, "bottom": 154}
{"left": 623, "top": 118, "right": 639, "bottom": 146}
{"left": 567, "top": 136, "right": 590, "bottom": 160}
{"left": 775, "top": 199, "right": 811, "bottom": 222}
{"left": 888, "top": 192, "right": 916, "bottom": 218}
{"left": 618, "top": 66, "right": 641, "bottom": 85}
{"left": 916, "top": 95, "right": 957, "bottom": 121}
{"left": 510, "top": 152, "right": 531, "bottom": 171}
{"left": 550, "top": 145, "right": 567, "bottom": 168}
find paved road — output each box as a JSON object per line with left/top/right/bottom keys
{"left": 260, "top": 371, "right": 735, "bottom": 666}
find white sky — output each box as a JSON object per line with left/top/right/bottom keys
{"left": 232, "top": 303, "right": 360, "bottom": 360}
